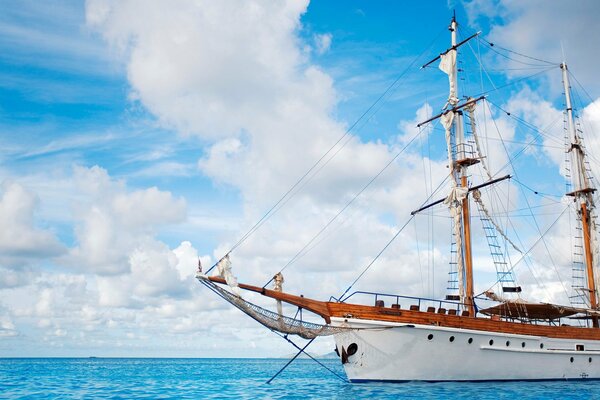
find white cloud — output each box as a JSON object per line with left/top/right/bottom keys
{"left": 68, "top": 166, "right": 186, "bottom": 275}
{"left": 466, "top": 0, "right": 600, "bottom": 93}
{"left": 314, "top": 33, "right": 332, "bottom": 55}
{"left": 0, "top": 181, "right": 65, "bottom": 264}
{"left": 173, "top": 241, "right": 199, "bottom": 280}
{"left": 0, "top": 304, "right": 18, "bottom": 337}
{"left": 86, "top": 0, "right": 312, "bottom": 139}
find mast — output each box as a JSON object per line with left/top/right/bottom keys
{"left": 451, "top": 17, "right": 475, "bottom": 317}
{"left": 436, "top": 15, "right": 477, "bottom": 317}
{"left": 562, "top": 62, "right": 599, "bottom": 327}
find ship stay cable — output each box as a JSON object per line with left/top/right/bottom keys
{"left": 424, "top": 29, "right": 569, "bottom": 305}
{"left": 338, "top": 174, "right": 452, "bottom": 302}
{"left": 205, "top": 28, "right": 448, "bottom": 275}
{"left": 477, "top": 204, "right": 571, "bottom": 299}
{"left": 457, "top": 57, "right": 566, "bottom": 302}
{"left": 474, "top": 67, "right": 555, "bottom": 97}
{"left": 569, "top": 71, "right": 600, "bottom": 114}
{"left": 567, "top": 76, "right": 600, "bottom": 180}
{"left": 457, "top": 23, "right": 558, "bottom": 67}
{"left": 461, "top": 33, "right": 556, "bottom": 99}
{"left": 479, "top": 40, "right": 558, "bottom": 67}
{"left": 268, "top": 332, "right": 348, "bottom": 383}
{"left": 486, "top": 100, "right": 565, "bottom": 298}
{"left": 486, "top": 99, "right": 565, "bottom": 146}
{"left": 484, "top": 100, "right": 572, "bottom": 302}
{"left": 264, "top": 126, "right": 428, "bottom": 288}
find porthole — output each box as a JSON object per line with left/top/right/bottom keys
{"left": 506, "top": 341, "right": 510, "bottom": 347}
{"left": 589, "top": 357, "right": 593, "bottom": 363}
{"left": 521, "top": 342, "right": 526, "bottom": 348}
{"left": 540, "top": 343, "right": 544, "bottom": 349}
{"left": 428, "top": 334, "right": 434, "bottom": 340}
{"left": 570, "top": 357, "right": 574, "bottom": 363}
{"left": 468, "top": 338, "right": 473, "bottom": 344}
{"left": 449, "top": 336, "right": 455, "bottom": 342}
{"left": 347, "top": 343, "right": 358, "bottom": 356}
{"left": 489, "top": 339, "right": 494, "bottom": 346}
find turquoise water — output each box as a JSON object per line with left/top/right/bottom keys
{"left": 1, "top": 358, "right": 600, "bottom": 399}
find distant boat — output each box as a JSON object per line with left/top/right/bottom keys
{"left": 198, "top": 14, "right": 600, "bottom": 381}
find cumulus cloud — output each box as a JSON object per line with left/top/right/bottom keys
{"left": 466, "top": 0, "right": 600, "bottom": 93}
{"left": 86, "top": 0, "right": 312, "bottom": 139}
{"left": 0, "top": 181, "right": 65, "bottom": 265}
{"left": 68, "top": 166, "right": 186, "bottom": 275}
{"left": 96, "top": 239, "right": 193, "bottom": 307}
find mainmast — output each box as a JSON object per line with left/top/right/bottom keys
{"left": 562, "top": 62, "right": 599, "bottom": 327}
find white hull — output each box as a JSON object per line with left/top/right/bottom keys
{"left": 332, "top": 317, "right": 600, "bottom": 381}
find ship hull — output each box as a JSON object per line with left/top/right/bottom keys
{"left": 332, "top": 317, "right": 600, "bottom": 381}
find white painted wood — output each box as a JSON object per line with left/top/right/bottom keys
{"left": 332, "top": 317, "right": 600, "bottom": 381}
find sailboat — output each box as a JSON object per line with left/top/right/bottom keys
{"left": 197, "top": 15, "right": 600, "bottom": 381}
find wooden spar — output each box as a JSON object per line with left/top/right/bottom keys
{"left": 461, "top": 175, "right": 475, "bottom": 317}
{"left": 410, "top": 174, "right": 510, "bottom": 215}
{"left": 207, "top": 274, "right": 600, "bottom": 340}
{"left": 420, "top": 31, "right": 481, "bottom": 69}
{"left": 581, "top": 202, "right": 599, "bottom": 327}
{"left": 416, "top": 95, "right": 485, "bottom": 128}
{"left": 206, "top": 276, "right": 332, "bottom": 323}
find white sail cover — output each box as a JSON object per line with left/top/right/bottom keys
{"left": 216, "top": 254, "right": 241, "bottom": 297}
{"left": 444, "top": 186, "right": 468, "bottom": 210}
{"left": 592, "top": 216, "right": 600, "bottom": 306}
{"left": 441, "top": 111, "right": 456, "bottom": 178}
{"left": 444, "top": 185, "right": 468, "bottom": 301}
{"left": 439, "top": 50, "right": 458, "bottom": 105}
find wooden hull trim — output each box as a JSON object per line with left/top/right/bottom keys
{"left": 207, "top": 276, "right": 600, "bottom": 340}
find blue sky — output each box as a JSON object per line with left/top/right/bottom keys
{"left": 1, "top": 0, "right": 600, "bottom": 357}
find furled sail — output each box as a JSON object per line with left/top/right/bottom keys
{"left": 215, "top": 254, "right": 241, "bottom": 297}
{"left": 439, "top": 50, "right": 458, "bottom": 105}
{"left": 444, "top": 184, "right": 468, "bottom": 301}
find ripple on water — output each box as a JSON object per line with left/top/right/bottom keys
{"left": 1, "top": 358, "right": 600, "bottom": 399}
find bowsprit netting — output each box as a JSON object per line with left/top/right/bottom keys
{"left": 197, "top": 275, "right": 350, "bottom": 339}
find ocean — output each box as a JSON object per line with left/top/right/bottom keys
{"left": 1, "top": 358, "right": 600, "bottom": 399}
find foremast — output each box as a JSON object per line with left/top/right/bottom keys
{"left": 562, "top": 62, "right": 599, "bottom": 327}
{"left": 438, "top": 16, "right": 478, "bottom": 317}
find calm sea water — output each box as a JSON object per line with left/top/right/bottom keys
{"left": 1, "top": 358, "right": 600, "bottom": 399}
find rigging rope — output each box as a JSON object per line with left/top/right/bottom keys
{"left": 484, "top": 100, "right": 572, "bottom": 302}
{"left": 477, "top": 205, "right": 571, "bottom": 298}
{"left": 479, "top": 39, "right": 558, "bottom": 66}
{"left": 206, "top": 27, "right": 449, "bottom": 274}
{"left": 474, "top": 67, "right": 555, "bottom": 97}
{"left": 265, "top": 126, "right": 427, "bottom": 288}
{"left": 338, "top": 174, "right": 452, "bottom": 302}
{"left": 472, "top": 189, "right": 522, "bottom": 254}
